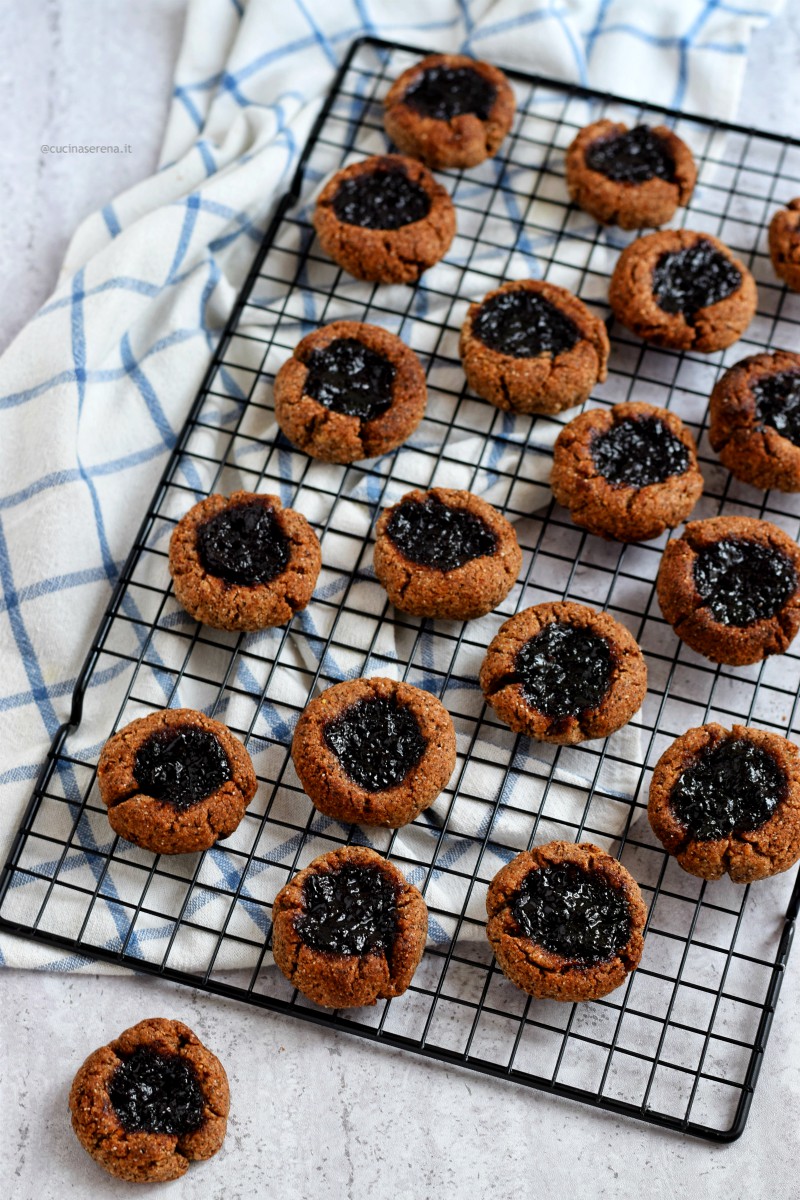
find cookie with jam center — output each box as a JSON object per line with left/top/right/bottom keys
{"left": 373, "top": 487, "right": 521, "bottom": 620}
{"left": 271, "top": 845, "right": 428, "bottom": 1008}
{"left": 169, "top": 490, "right": 321, "bottom": 631}
{"left": 609, "top": 229, "right": 757, "bottom": 353}
{"left": 291, "top": 675, "right": 456, "bottom": 827}
{"left": 709, "top": 351, "right": 800, "bottom": 492}
{"left": 97, "top": 707, "right": 257, "bottom": 854}
{"left": 459, "top": 279, "right": 610, "bottom": 416}
{"left": 383, "top": 53, "right": 516, "bottom": 170}
{"left": 479, "top": 600, "right": 647, "bottom": 745}
{"left": 769, "top": 198, "right": 800, "bottom": 290}
{"left": 274, "top": 320, "right": 427, "bottom": 463}
{"left": 648, "top": 723, "right": 800, "bottom": 883}
{"left": 486, "top": 841, "right": 647, "bottom": 1002}
{"left": 69, "top": 1018, "right": 229, "bottom": 1183}
{"left": 656, "top": 516, "right": 800, "bottom": 665}
{"left": 566, "top": 119, "right": 697, "bottom": 230}
{"left": 551, "top": 400, "right": 703, "bottom": 542}
{"left": 312, "top": 153, "right": 456, "bottom": 283}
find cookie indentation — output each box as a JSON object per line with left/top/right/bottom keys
{"left": 386, "top": 494, "right": 498, "bottom": 572}
{"left": 295, "top": 863, "right": 398, "bottom": 956}
{"left": 323, "top": 696, "right": 427, "bottom": 792}
{"left": 331, "top": 166, "right": 431, "bottom": 230}
{"left": 134, "top": 726, "right": 232, "bottom": 811}
{"left": 304, "top": 337, "right": 396, "bottom": 421}
{"left": 693, "top": 537, "right": 798, "bottom": 626}
{"left": 511, "top": 862, "right": 631, "bottom": 964}
{"left": 585, "top": 125, "right": 675, "bottom": 184}
{"left": 652, "top": 238, "right": 741, "bottom": 318}
{"left": 753, "top": 370, "right": 800, "bottom": 446}
{"left": 591, "top": 415, "right": 690, "bottom": 488}
{"left": 670, "top": 738, "right": 785, "bottom": 841}
{"left": 197, "top": 500, "right": 290, "bottom": 586}
{"left": 403, "top": 64, "right": 497, "bottom": 121}
{"left": 108, "top": 1048, "right": 204, "bottom": 1135}
{"left": 472, "top": 288, "right": 580, "bottom": 358}
{"left": 514, "top": 623, "right": 614, "bottom": 718}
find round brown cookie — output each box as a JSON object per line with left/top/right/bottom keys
{"left": 486, "top": 841, "right": 647, "bottom": 1002}
{"left": 709, "top": 351, "right": 800, "bottom": 492}
{"left": 271, "top": 845, "right": 428, "bottom": 1008}
{"left": 97, "top": 707, "right": 257, "bottom": 855}
{"left": 648, "top": 723, "right": 800, "bottom": 884}
{"left": 565, "top": 119, "right": 696, "bottom": 230}
{"left": 291, "top": 675, "right": 456, "bottom": 827}
{"left": 479, "top": 601, "right": 647, "bottom": 745}
{"left": 459, "top": 279, "right": 609, "bottom": 416}
{"left": 383, "top": 53, "right": 516, "bottom": 170}
{"left": 273, "top": 320, "right": 427, "bottom": 463}
{"left": 656, "top": 516, "right": 800, "bottom": 665}
{"left": 69, "top": 1018, "right": 229, "bottom": 1183}
{"left": 551, "top": 401, "right": 703, "bottom": 542}
{"left": 769, "top": 198, "right": 800, "bottom": 290}
{"left": 312, "top": 153, "right": 456, "bottom": 284}
{"left": 169, "top": 490, "right": 321, "bottom": 631}
{"left": 609, "top": 229, "right": 757, "bottom": 352}
{"left": 373, "top": 487, "right": 521, "bottom": 620}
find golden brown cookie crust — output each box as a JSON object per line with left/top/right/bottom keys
{"left": 312, "top": 153, "right": 456, "bottom": 283}
{"left": 273, "top": 320, "right": 427, "bottom": 463}
{"left": 609, "top": 229, "right": 757, "bottom": 352}
{"left": 373, "top": 487, "right": 521, "bottom": 619}
{"left": 709, "top": 351, "right": 800, "bottom": 492}
{"left": 486, "top": 841, "right": 647, "bottom": 1002}
{"left": 479, "top": 601, "right": 647, "bottom": 745}
{"left": 169, "top": 490, "right": 321, "bottom": 631}
{"left": 648, "top": 723, "right": 800, "bottom": 883}
{"left": 383, "top": 53, "right": 516, "bottom": 169}
{"left": 769, "top": 197, "right": 800, "bottom": 290}
{"left": 271, "top": 845, "right": 428, "bottom": 1008}
{"left": 459, "top": 279, "right": 610, "bottom": 416}
{"left": 565, "top": 119, "right": 697, "bottom": 230}
{"left": 97, "top": 707, "right": 257, "bottom": 855}
{"left": 551, "top": 401, "right": 703, "bottom": 542}
{"left": 69, "top": 1018, "right": 229, "bottom": 1183}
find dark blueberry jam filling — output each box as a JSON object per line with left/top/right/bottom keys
{"left": 386, "top": 495, "right": 497, "bottom": 572}
{"left": 652, "top": 239, "right": 741, "bottom": 319}
{"left": 134, "top": 726, "right": 231, "bottom": 811}
{"left": 109, "top": 1047, "right": 204, "bottom": 1135}
{"left": 591, "top": 416, "right": 690, "bottom": 488}
{"left": 752, "top": 370, "right": 800, "bottom": 446}
{"left": 585, "top": 125, "right": 676, "bottom": 184}
{"left": 514, "top": 622, "right": 614, "bottom": 719}
{"left": 472, "top": 289, "right": 580, "bottom": 359}
{"left": 324, "top": 695, "right": 427, "bottom": 792}
{"left": 295, "top": 863, "right": 398, "bottom": 956}
{"left": 332, "top": 166, "right": 431, "bottom": 230}
{"left": 197, "top": 501, "right": 290, "bottom": 586}
{"left": 693, "top": 537, "right": 797, "bottom": 626}
{"left": 511, "top": 863, "right": 631, "bottom": 964}
{"left": 403, "top": 64, "right": 497, "bottom": 122}
{"left": 304, "top": 338, "right": 396, "bottom": 421}
{"left": 670, "top": 738, "right": 785, "bottom": 840}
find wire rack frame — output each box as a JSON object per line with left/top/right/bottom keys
{"left": 4, "top": 36, "right": 800, "bottom": 1142}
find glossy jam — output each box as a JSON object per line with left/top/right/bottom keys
{"left": 514, "top": 622, "right": 614, "bottom": 718}
{"left": 591, "top": 416, "right": 690, "bottom": 488}
{"left": 693, "top": 537, "right": 797, "bottom": 626}
{"left": 585, "top": 125, "right": 675, "bottom": 184}
{"left": 108, "top": 1047, "right": 204, "bottom": 1135}
{"left": 511, "top": 863, "right": 631, "bottom": 963}
{"left": 752, "top": 369, "right": 800, "bottom": 446}
{"left": 670, "top": 738, "right": 785, "bottom": 840}
{"left": 134, "top": 726, "right": 231, "bottom": 810}
{"left": 324, "top": 695, "right": 427, "bottom": 792}
{"left": 197, "top": 500, "right": 290, "bottom": 586}
{"left": 652, "top": 239, "right": 741, "bottom": 318}
{"left": 332, "top": 166, "right": 431, "bottom": 230}
{"left": 386, "top": 494, "right": 497, "bottom": 572}
{"left": 304, "top": 338, "right": 396, "bottom": 421}
{"left": 295, "top": 863, "right": 398, "bottom": 956}
{"left": 403, "top": 64, "right": 497, "bottom": 122}
{"left": 472, "top": 289, "right": 580, "bottom": 359}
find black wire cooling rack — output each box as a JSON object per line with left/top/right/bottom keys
{"left": 4, "top": 35, "right": 800, "bottom": 1142}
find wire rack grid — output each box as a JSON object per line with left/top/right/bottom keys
{"left": 4, "top": 36, "right": 800, "bottom": 1142}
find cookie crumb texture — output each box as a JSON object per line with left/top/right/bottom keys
{"left": 566, "top": 119, "right": 697, "bottom": 229}
{"left": 769, "top": 198, "right": 800, "bottom": 290}
{"left": 373, "top": 487, "right": 521, "bottom": 619}
{"left": 709, "top": 351, "right": 800, "bottom": 492}
{"left": 459, "top": 279, "right": 609, "bottom": 416}
{"left": 656, "top": 516, "right": 800, "bottom": 665}
{"left": 480, "top": 601, "right": 647, "bottom": 744}
{"left": 383, "top": 53, "right": 516, "bottom": 169}
{"left": 274, "top": 320, "right": 427, "bottom": 463}
{"left": 69, "top": 1018, "right": 229, "bottom": 1183}
{"left": 486, "top": 841, "right": 647, "bottom": 1001}
{"left": 98, "top": 707, "right": 257, "bottom": 854}
{"left": 648, "top": 723, "right": 800, "bottom": 883}
{"left": 312, "top": 153, "right": 455, "bottom": 283}
{"left": 291, "top": 675, "right": 456, "bottom": 827}
{"left": 271, "top": 845, "right": 428, "bottom": 1008}
{"left": 169, "top": 490, "right": 321, "bottom": 631}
